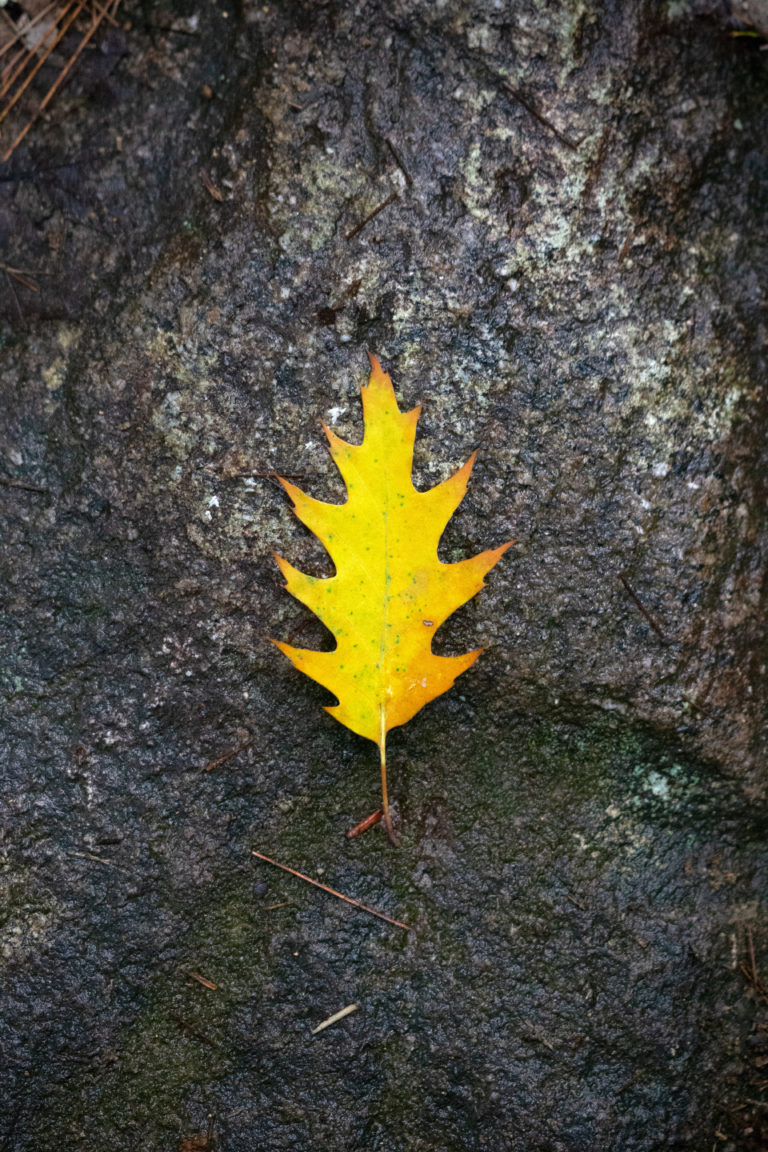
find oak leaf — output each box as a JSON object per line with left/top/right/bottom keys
{"left": 273, "top": 355, "right": 511, "bottom": 841}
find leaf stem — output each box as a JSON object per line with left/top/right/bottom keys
{"left": 379, "top": 708, "right": 397, "bottom": 845}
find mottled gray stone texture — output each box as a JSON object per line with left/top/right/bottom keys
{"left": 1, "top": 1, "right": 766, "bottom": 1149}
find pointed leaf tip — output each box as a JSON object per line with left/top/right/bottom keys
{"left": 365, "top": 352, "right": 393, "bottom": 392}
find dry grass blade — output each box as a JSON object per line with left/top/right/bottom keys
{"left": 1, "top": 45, "right": 28, "bottom": 92}
{"left": 0, "top": 0, "right": 84, "bottom": 117}
{"left": 0, "top": 264, "right": 39, "bottom": 291}
{"left": 85, "top": 0, "right": 119, "bottom": 28}
{"left": 0, "top": 1, "right": 62, "bottom": 60}
{"left": 1, "top": 0, "right": 122, "bottom": 162}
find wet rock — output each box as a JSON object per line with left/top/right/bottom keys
{"left": 0, "top": 1, "right": 766, "bottom": 1149}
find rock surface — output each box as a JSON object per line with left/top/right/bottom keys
{"left": 0, "top": 1, "right": 766, "bottom": 1150}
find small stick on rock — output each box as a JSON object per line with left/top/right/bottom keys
{"left": 746, "top": 925, "right": 763, "bottom": 991}
{"left": 311, "top": 1003, "right": 358, "bottom": 1035}
{"left": 0, "top": 264, "right": 38, "bottom": 292}
{"left": 346, "top": 191, "right": 399, "bottom": 241}
{"left": 287, "top": 616, "right": 315, "bottom": 646}
{"left": 501, "top": 81, "right": 582, "bottom": 151}
{"left": 617, "top": 232, "right": 633, "bottom": 262}
{"left": 188, "top": 971, "right": 217, "bottom": 991}
{"left": 618, "top": 571, "right": 667, "bottom": 640}
{"left": 168, "top": 1013, "right": 219, "bottom": 1048}
{"left": 201, "top": 740, "right": 251, "bottom": 772}
{"left": 385, "top": 138, "right": 413, "bottom": 186}
{"left": 345, "top": 809, "right": 383, "bottom": 839}
{"left": 199, "top": 170, "right": 225, "bottom": 202}
{"left": 0, "top": 475, "right": 49, "bottom": 494}
{"left": 251, "top": 850, "right": 411, "bottom": 931}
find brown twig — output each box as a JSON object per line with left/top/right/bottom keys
{"left": 329, "top": 277, "right": 362, "bottom": 312}
{"left": 87, "top": 0, "right": 119, "bottom": 29}
{"left": 385, "top": 137, "right": 413, "bottom": 186}
{"left": 0, "top": 475, "right": 49, "bottom": 494}
{"left": 741, "top": 925, "right": 768, "bottom": 1002}
{"left": 681, "top": 692, "right": 716, "bottom": 718}
{"left": 618, "top": 571, "right": 668, "bottom": 640}
{"left": 345, "top": 809, "right": 383, "bottom": 839}
{"left": 581, "top": 122, "right": 612, "bottom": 204}
{"left": 168, "top": 1013, "right": 220, "bottom": 1048}
{"left": 0, "top": 45, "right": 27, "bottom": 93}
{"left": 740, "top": 963, "right": 768, "bottom": 1004}
{"left": 501, "top": 81, "right": 582, "bottom": 151}
{"left": 747, "top": 926, "right": 759, "bottom": 984}
{"left": 201, "top": 740, "right": 251, "bottom": 772}
{"left": 617, "top": 232, "right": 633, "bottom": 262}
{"left": 188, "top": 971, "right": 217, "bottom": 991}
{"left": 199, "top": 169, "right": 225, "bottom": 202}
{"left": 0, "top": 264, "right": 39, "bottom": 292}
{"left": 3, "top": 268, "right": 24, "bottom": 324}
{"left": 286, "top": 616, "right": 316, "bottom": 646}
{"left": 251, "top": 850, "right": 412, "bottom": 931}
{"left": 346, "top": 191, "right": 399, "bottom": 241}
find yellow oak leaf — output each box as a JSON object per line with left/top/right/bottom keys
{"left": 273, "top": 354, "right": 512, "bottom": 841}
